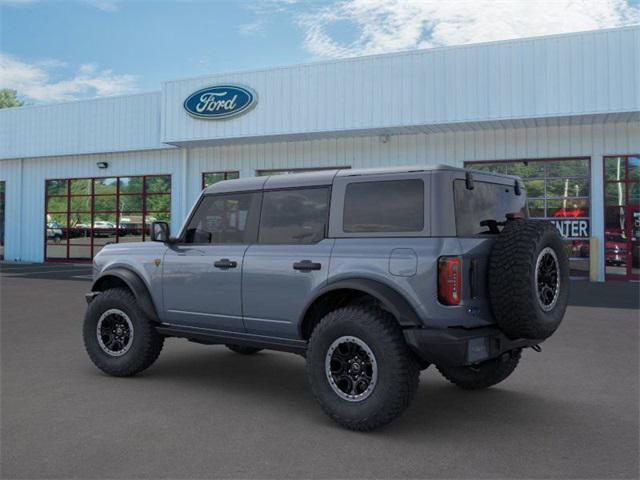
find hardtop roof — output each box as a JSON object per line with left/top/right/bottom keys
{"left": 202, "top": 164, "right": 519, "bottom": 194}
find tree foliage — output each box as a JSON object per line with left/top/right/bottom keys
{"left": 0, "top": 89, "right": 24, "bottom": 109}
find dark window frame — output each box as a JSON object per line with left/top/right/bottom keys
{"left": 202, "top": 171, "right": 240, "bottom": 189}
{"left": 44, "top": 174, "right": 171, "bottom": 262}
{"left": 603, "top": 155, "right": 640, "bottom": 281}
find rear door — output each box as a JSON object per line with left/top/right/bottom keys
{"left": 162, "top": 192, "right": 261, "bottom": 332}
{"left": 242, "top": 187, "right": 333, "bottom": 339}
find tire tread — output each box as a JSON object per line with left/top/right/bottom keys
{"left": 83, "top": 288, "right": 164, "bottom": 377}
{"left": 307, "top": 305, "right": 419, "bottom": 431}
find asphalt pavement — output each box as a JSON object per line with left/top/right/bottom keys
{"left": 1, "top": 264, "right": 638, "bottom": 479}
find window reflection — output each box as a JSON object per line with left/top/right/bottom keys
{"left": 202, "top": 171, "right": 239, "bottom": 188}
{"left": 603, "top": 156, "right": 639, "bottom": 278}
{"left": 45, "top": 175, "right": 171, "bottom": 260}
{"left": 466, "top": 158, "right": 591, "bottom": 277}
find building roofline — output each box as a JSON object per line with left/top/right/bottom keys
{"left": 3, "top": 25, "right": 636, "bottom": 114}
{"left": 163, "top": 25, "right": 639, "bottom": 86}
{"left": 0, "top": 90, "right": 161, "bottom": 113}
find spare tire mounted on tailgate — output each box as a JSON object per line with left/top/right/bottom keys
{"left": 488, "top": 219, "right": 569, "bottom": 340}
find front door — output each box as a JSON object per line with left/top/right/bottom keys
{"left": 242, "top": 187, "right": 333, "bottom": 339}
{"left": 604, "top": 155, "right": 639, "bottom": 280}
{"left": 162, "top": 191, "right": 261, "bottom": 331}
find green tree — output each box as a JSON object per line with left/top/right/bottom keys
{"left": 0, "top": 89, "right": 24, "bottom": 109}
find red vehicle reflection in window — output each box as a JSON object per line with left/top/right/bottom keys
{"left": 553, "top": 207, "right": 586, "bottom": 218}
{"left": 605, "top": 229, "right": 628, "bottom": 266}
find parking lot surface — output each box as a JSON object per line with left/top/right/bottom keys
{"left": 1, "top": 263, "right": 638, "bottom": 479}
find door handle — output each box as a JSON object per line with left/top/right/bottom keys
{"left": 293, "top": 260, "right": 321, "bottom": 271}
{"left": 214, "top": 258, "right": 237, "bottom": 269}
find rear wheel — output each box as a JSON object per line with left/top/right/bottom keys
{"left": 225, "top": 344, "right": 262, "bottom": 355}
{"left": 437, "top": 349, "right": 521, "bottom": 390}
{"left": 83, "top": 288, "right": 164, "bottom": 377}
{"left": 307, "top": 305, "right": 419, "bottom": 431}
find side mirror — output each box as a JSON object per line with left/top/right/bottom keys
{"left": 150, "top": 221, "right": 170, "bottom": 243}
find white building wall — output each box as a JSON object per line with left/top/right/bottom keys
{"left": 2, "top": 120, "right": 638, "bottom": 281}
{"left": 162, "top": 27, "right": 639, "bottom": 145}
{"left": 1, "top": 149, "right": 184, "bottom": 262}
{"left": 0, "top": 159, "right": 23, "bottom": 261}
{"left": 0, "top": 92, "right": 168, "bottom": 160}
{"left": 184, "top": 120, "right": 637, "bottom": 281}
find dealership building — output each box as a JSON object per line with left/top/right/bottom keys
{"left": 0, "top": 26, "right": 638, "bottom": 281}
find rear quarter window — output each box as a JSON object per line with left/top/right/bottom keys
{"left": 454, "top": 179, "right": 527, "bottom": 236}
{"left": 343, "top": 179, "right": 424, "bottom": 233}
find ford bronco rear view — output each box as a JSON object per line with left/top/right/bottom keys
{"left": 83, "top": 165, "right": 569, "bottom": 431}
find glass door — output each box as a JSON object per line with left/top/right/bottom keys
{"left": 45, "top": 175, "right": 171, "bottom": 261}
{"left": 604, "top": 156, "right": 639, "bottom": 280}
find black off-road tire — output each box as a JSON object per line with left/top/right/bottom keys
{"left": 307, "top": 305, "right": 420, "bottom": 431}
{"left": 225, "top": 344, "right": 263, "bottom": 355}
{"left": 489, "top": 219, "right": 569, "bottom": 340}
{"left": 83, "top": 288, "right": 164, "bottom": 377}
{"left": 437, "top": 349, "right": 521, "bottom": 390}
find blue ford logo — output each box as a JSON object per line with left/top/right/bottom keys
{"left": 183, "top": 84, "right": 257, "bottom": 119}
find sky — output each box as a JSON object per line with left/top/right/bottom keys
{"left": 1, "top": 0, "right": 639, "bottom": 104}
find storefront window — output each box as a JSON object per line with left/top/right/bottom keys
{"left": 603, "top": 156, "right": 639, "bottom": 279}
{"left": 467, "top": 158, "right": 591, "bottom": 277}
{"left": 45, "top": 175, "right": 171, "bottom": 260}
{"left": 202, "top": 171, "right": 239, "bottom": 188}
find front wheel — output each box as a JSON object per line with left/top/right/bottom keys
{"left": 436, "top": 349, "right": 521, "bottom": 390}
{"left": 307, "top": 305, "right": 419, "bottom": 431}
{"left": 83, "top": 288, "right": 164, "bottom": 377}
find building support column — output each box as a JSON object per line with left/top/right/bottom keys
{"left": 18, "top": 158, "right": 24, "bottom": 262}
{"left": 590, "top": 155, "right": 605, "bottom": 282}
{"left": 179, "top": 148, "right": 189, "bottom": 232}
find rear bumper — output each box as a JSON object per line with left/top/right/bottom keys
{"left": 403, "top": 326, "right": 541, "bottom": 367}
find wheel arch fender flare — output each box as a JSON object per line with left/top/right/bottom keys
{"left": 91, "top": 267, "right": 159, "bottom": 321}
{"left": 299, "top": 278, "right": 423, "bottom": 329}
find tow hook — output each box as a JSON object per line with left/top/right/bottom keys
{"left": 530, "top": 344, "right": 542, "bottom": 353}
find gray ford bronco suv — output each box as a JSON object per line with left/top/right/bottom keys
{"left": 84, "top": 165, "right": 569, "bottom": 430}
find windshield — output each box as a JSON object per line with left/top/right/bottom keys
{"left": 454, "top": 179, "right": 527, "bottom": 236}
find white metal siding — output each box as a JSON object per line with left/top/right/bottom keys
{"left": 0, "top": 149, "right": 184, "bottom": 262}
{"left": 0, "top": 159, "right": 22, "bottom": 261}
{"left": 162, "top": 27, "right": 639, "bottom": 145}
{"left": 1, "top": 122, "right": 637, "bottom": 278}
{"left": 0, "top": 92, "right": 169, "bottom": 160}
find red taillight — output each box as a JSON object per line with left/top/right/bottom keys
{"left": 438, "top": 256, "right": 462, "bottom": 305}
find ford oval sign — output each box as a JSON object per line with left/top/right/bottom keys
{"left": 183, "top": 84, "right": 257, "bottom": 120}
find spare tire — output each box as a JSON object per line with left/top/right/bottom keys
{"left": 488, "top": 219, "right": 569, "bottom": 340}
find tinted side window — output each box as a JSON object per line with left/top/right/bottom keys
{"left": 184, "top": 192, "right": 260, "bottom": 244}
{"left": 259, "top": 188, "right": 330, "bottom": 244}
{"left": 343, "top": 179, "right": 424, "bottom": 233}
{"left": 454, "top": 180, "right": 528, "bottom": 236}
